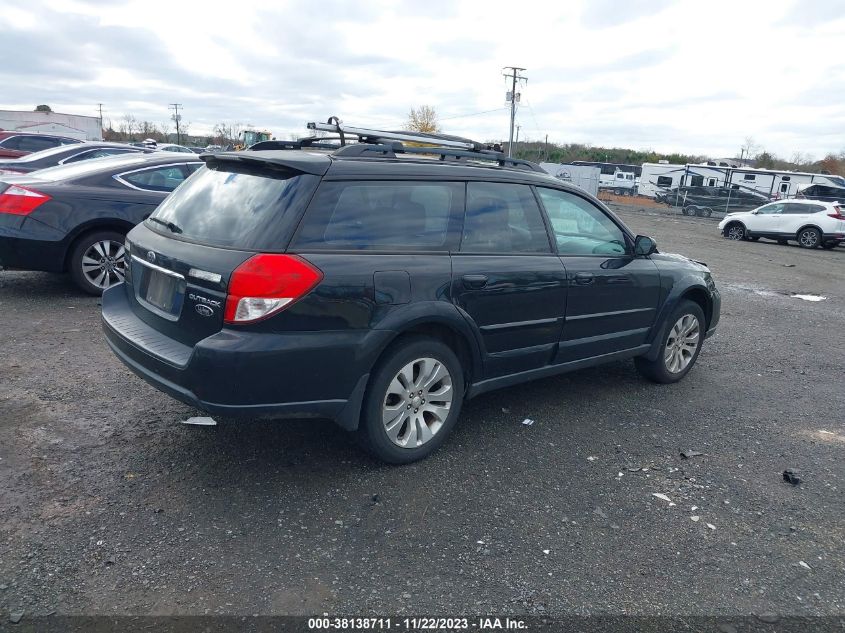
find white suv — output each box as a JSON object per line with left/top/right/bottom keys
{"left": 718, "top": 199, "right": 845, "bottom": 249}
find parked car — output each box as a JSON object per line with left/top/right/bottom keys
{"left": 661, "top": 185, "right": 769, "bottom": 216}
{"left": 157, "top": 144, "right": 196, "bottom": 154}
{"left": 0, "top": 132, "right": 81, "bottom": 158}
{"left": 0, "top": 153, "right": 201, "bottom": 294}
{"left": 100, "top": 127, "right": 721, "bottom": 464}
{"left": 189, "top": 147, "right": 206, "bottom": 154}
{"left": 718, "top": 199, "right": 845, "bottom": 248}
{"left": 0, "top": 142, "right": 151, "bottom": 175}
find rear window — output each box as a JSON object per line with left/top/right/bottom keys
{"left": 146, "top": 162, "right": 320, "bottom": 250}
{"left": 292, "top": 181, "right": 463, "bottom": 251}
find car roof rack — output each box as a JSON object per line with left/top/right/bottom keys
{"left": 301, "top": 116, "right": 546, "bottom": 173}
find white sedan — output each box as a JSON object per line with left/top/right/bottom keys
{"left": 718, "top": 199, "right": 845, "bottom": 249}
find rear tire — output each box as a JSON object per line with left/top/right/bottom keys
{"left": 797, "top": 227, "right": 821, "bottom": 249}
{"left": 635, "top": 300, "right": 706, "bottom": 384}
{"left": 357, "top": 337, "right": 464, "bottom": 464}
{"left": 69, "top": 230, "right": 127, "bottom": 295}
{"left": 698, "top": 207, "right": 713, "bottom": 218}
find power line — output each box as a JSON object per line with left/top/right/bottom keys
{"left": 439, "top": 107, "right": 509, "bottom": 122}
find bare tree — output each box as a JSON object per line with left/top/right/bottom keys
{"left": 405, "top": 105, "right": 440, "bottom": 133}
{"left": 122, "top": 114, "right": 138, "bottom": 140}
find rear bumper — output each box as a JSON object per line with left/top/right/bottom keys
{"left": 0, "top": 220, "right": 67, "bottom": 272}
{"left": 101, "top": 284, "right": 389, "bottom": 429}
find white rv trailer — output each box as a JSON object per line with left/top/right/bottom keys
{"left": 570, "top": 161, "right": 640, "bottom": 193}
{"left": 639, "top": 162, "right": 845, "bottom": 199}
{"left": 539, "top": 163, "right": 600, "bottom": 196}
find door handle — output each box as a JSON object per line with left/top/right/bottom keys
{"left": 574, "top": 272, "right": 595, "bottom": 285}
{"left": 462, "top": 274, "right": 489, "bottom": 289}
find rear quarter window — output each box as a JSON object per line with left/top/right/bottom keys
{"left": 146, "top": 162, "right": 320, "bottom": 250}
{"left": 292, "top": 181, "right": 463, "bottom": 251}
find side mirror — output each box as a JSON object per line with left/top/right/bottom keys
{"left": 751, "top": 209, "right": 760, "bottom": 214}
{"left": 634, "top": 235, "right": 657, "bottom": 257}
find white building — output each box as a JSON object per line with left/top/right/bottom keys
{"left": 0, "top": 109, "right": 102, "bottom": 141}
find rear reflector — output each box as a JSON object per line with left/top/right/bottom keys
{"left": 224, "top": 254, "right": 323, "bottom": 324}
{"left": 0, "top": 185, "right": 51, "bottom": 216}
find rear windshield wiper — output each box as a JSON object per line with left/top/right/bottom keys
{"left": 147, "top": 216, "right": 183, "bottom": 234}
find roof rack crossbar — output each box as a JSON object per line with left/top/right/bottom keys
{"left": 307, "top": 120, "right": 483, "bottom": 150}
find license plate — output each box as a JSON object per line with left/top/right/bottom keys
{"left": 145, "top": 270, "right": 178, "bottom": 312}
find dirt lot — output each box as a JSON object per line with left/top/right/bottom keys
{"left": 1, "top": 205, "right": 844, "bottom": 622}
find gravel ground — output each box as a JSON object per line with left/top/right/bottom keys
{"left": 1, "top": 205, "right": 843, "bottom": 621}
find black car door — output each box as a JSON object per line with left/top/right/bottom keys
{"left": 534, "top": 187, "right": 661, "bottom": 363}
{"left": 451, "top": 181, "right": 568, "bottom": 377}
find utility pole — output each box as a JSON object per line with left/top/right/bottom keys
{"left": 503, "top": 66, "right": 526, "bottom": 158}
{"left": 96, "top": 103, "right": 104, "bottom": 139}
{"left": 515, "top": 125, "right": 520, "bottom": 158}
{"left": 169, "top": 103, "right": 182, "bottom": 145}
{"left": 544, "top": 133, "right": 549, "bottom": 162}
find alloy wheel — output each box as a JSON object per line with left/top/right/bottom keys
{"left": 799, "top": 229, "right": 819, "bottom": 248}
{"left": 726, "top": 225, "right": 744, "bottom": 240}
{"left": 664, "top": 314, "right": 700, "bottom": 374}
{"left": 382, "top": 357, "right": 453, "bottom": 449}
{"left": 81, "top": 239, "right": 125, "bottom": 290}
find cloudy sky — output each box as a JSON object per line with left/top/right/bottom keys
{"left": 2, "top": 0, "right": 844, "bottom": 158}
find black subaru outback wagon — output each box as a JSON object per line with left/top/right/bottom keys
{"left": 102, "top": 122, "right": 721, "bottom": 464}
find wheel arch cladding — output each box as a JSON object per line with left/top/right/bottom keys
{"left": 381, "top": 321, "right": 479, "bottom": 393}
{"left": 680, "top": 287, "right": 711, "bottom": 331}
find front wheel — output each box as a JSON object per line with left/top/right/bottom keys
{"left": 798, "top": 227, "right": 821, "bottom": 249}
{"left": 635, "top": 300, "right": 706, "bottom": 384}
{"left": 724, "top": 223, "right": 745, "bottom": 240}
{"left": 357, "top": 337, "right": 464, "bottom": 464}
{"left": 683, "top": 206, "right": 697, "bottom": 216}
{"left": 69, "top": 230, "right": 127, "bottom": 295}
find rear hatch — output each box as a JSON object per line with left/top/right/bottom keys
{"left": 123, "top": 153, "right": 326, "bottom": 347}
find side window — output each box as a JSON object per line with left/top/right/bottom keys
{"left": 293, "top": 181, "right": 462, "bottom": 251}
{"left": 537, "top": 188, "right": 627, "bottom": 256}
{"left": 743, "top": 174, "right": 756, "bottom": 181}
{"left": 656, "top": 176, "right": 673, "bottom": 187}
{"left": 0, "top": 136, "right": 22, "bottom": 150}
{"left": 18, "top": 136, "right": 60, "bottom": 152}
{"left": 460, "top": 182, "right": 551, "bottom": 254}
{"left": 759, "top": 203, "right": 784, "bottom": 215}
{"left": 689, "top": 175, "right": 704, "bottom": 187}
{"left": 63, "top": 150, "right": 98, "bottom": 164}
{"left": 120, "top": 166, "right": 186, "bottom": 192}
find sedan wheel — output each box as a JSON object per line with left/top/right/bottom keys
{"left": 70, "top": 230, "right": 126, "bottom": 295}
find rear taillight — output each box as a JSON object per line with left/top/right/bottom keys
{"left": 0, "top": 185, "right": 51, "bottom": 215}
{"left": 829, "top": 207, "right": 844, "bottom": 220}
{"left": 224, "top": 254, "right": 323, "bottom": 324}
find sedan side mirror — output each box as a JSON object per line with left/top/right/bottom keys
{"left": 634, "top": 235, "right": 658, "bottom": 257}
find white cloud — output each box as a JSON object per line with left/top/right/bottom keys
{"left": 1, "top": 0, "right": 844, "bottom": 158}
